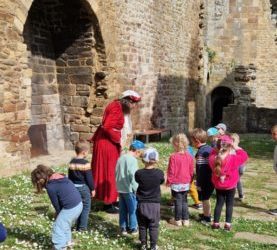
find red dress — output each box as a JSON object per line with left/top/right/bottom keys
{"left": 90, "top": 100, "right": 124, "bottom": 204}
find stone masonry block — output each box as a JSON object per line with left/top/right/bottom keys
{"left": 71, "top": 124, "right": 90, "bottom": 133}
{"left": 58, "top": 84, "right": 76, "bottom": 96}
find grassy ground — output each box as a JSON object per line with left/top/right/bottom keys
{"left": 0, "top": 134, "right": 276, "bottom": 249}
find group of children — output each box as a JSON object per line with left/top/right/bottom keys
{"left": 30, "top": 123, "right": 252, "bottom": 250}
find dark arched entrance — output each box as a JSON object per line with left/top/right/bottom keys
{"left": 23, "top": 0, "right": 106, "bottom": 156}
{"left": 211, "top": 87, "right": 234, "bottom": 126}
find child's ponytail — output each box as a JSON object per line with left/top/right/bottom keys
{"left": 214, "top": 139, "right": 233, "bottom": 177}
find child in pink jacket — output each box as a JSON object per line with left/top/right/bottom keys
{"left": 167, "top": 134, "right": 194, "bottom": 227}
{"left": 209, "top": 135, "right": 248, "bottom": 231}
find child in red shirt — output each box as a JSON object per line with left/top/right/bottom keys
{"left": 167, "top": 134, "right": 194, "bottom": 227}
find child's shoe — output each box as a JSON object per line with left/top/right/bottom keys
{"left": 150, "top": 245, "right": 159, "bottom": 250}
{"left": 140, "top": 244, "right": 147, "bottom": 250}
{"left": 224, "top": 223, "right": 232, "bottom": 231}
{"left": 200, "top": 216, "right": 212, "bottom": 226}
{"left": 182, "top": 220, "right": 190, "bottom": 227}
{"left": 130, "top": 228, "right": 138, "bottom": 235}
{"left": 120, "top": 228, "right": 128, "bottom": 236}
{"left": 238, "top": 195, "right": 244, "bottom": 202}
{"left": 192, "top": 203, "right": 203, "bottom": 210}
{"left": 211, "top": 222, "right": 220, "bottom": 230}
{"left": 268, "top": 209, "right": 277, "bottom": 216}
{"left": 168, "top": 218, "right": 182, "bottom": 226}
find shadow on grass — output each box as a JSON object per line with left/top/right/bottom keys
{"left": 234, "top": 199, "right": 269, "bottom": 213}
{"left": 5, "top": 226, "right": 52, "bottom": 249}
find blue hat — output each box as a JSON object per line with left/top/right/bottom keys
{"left": 130, "top": 140, "right": 145, "bottom": 150}
{"left": 207, "top": 127, "right": 219, "bottom": 136}
{"left": 143, "top": 148, "right": 159, "bottom": 163}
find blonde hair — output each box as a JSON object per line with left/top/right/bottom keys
{"left": 230, "top": 133, "right": 240, "bottom": 144}
{"left": 189, "top": 128, "right": 207, "bottom": 143}
{"left": 75, "top": 140, "right": 90, "bottom": 155}
{"left": 170, "top": 133, "right": 189, "bottom": 152}
{"left": 214, "top": 140, "right": 233, "bottom": 177}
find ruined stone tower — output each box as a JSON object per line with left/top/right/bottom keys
{"left": 0, "top": 0, "right": 276, "bottom": 173}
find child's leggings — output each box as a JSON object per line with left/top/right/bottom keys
{"left": 237, "top": 166, "right": 245, "bottom": 198}
{"left": 214, "top": 188, "right": 236, "bottom": 223}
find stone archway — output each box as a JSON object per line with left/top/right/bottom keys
{"left": 211, "top": 86, "right": 234, "bottom": 126}
{"left": 23, "top": 0, "right": 107, "bottom": 156}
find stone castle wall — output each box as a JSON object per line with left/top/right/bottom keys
{"left": 0, "top": 0, "right": 276, "bottom": 173}
{"left": 0, "top": 0, "right": 201, "bottom": 172}
{"left": 204, "top": 0, "right": 277, "bottom": 130}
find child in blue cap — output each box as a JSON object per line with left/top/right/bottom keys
{"left": 115, "top": 140, "right": 145, "bottom": 235}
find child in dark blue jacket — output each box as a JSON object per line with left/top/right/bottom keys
{"left": 68, "top": 140, "right": 95, "bottom": 231}
{"left": 31, "top": 165, "right": 82, "bottom": 250}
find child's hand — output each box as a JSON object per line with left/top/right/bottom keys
{"left": 91, "top": 190, "right": 96, "bottom": 197}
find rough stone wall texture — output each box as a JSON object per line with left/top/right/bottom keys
{"left": 0, "top": 0, "right": 201, "bottom": 172}
{"left": 204, "top": 0, "right": 277, "bottom": 130}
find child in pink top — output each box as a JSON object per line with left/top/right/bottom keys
{"left": 209, "top": 135, "right": 248, "bottom": 231}
{"left": 167, "top": 134, "right": 194, "bottom": 227}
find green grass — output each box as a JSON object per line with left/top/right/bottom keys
{"left": 0, "top": 134, "right": 276, "bottom": 249}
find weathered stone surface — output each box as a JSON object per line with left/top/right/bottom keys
{"left": 0, "top": 0, "right": 276, "bottom": 174}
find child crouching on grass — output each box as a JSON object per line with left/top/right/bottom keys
{"left": 115, "top": 140, "right": 145, "bottom": 236}
{"left": 31, "top": 165, "right": 83, "bottom": 250}
{"left": 209, "top": 135, "right": 248, "bottom": 231}
{"left": 167, "top": 134, "right": 194, "bottom": 227}
{"left": 135, "top": 148, "right": 164, "bottom": 250}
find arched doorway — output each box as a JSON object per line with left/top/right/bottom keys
{"left": 211, "top": 87, "right": 234, "bottom": 126}
{"left": 23, "top": 0, "right": 106, "bottom": 157}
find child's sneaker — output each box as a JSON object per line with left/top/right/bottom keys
{"left": 224, "top": 223, "right": 232, "bottom": 231}
{"left": 238, "top": 195, "right": 244, "bottom": 202}
{"left": 66, "top": 240, "right": 75, "bottom": 249}
{"left": 120, "top": 228, "right": 128, "bottom": 236}
{"left": 268, "top": 209, "right": 277, "bottom": 216}
{"left": 140, "top": 244, "right": 147, "bottom": 250}
{"left": 130, "top": 228, "right": 138, "bottom": 235}
{"left": 192, "top": 203, "right": 203, "bottom": 210}
{"left": 150, "top": 245, "right": 159, "bottom": 250}
{"left": 211, "top": 222, "right": 220, "bottom": 230}
{"left": 200, "top": 216, "right": 211, "bottom": 226}
{"left": 168, "top": 218, "right": 182, "bottom": 226}
{"left": 182, "top": 220, "right": 190, "bottom": 227}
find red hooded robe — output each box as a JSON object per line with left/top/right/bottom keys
{"left": 90, "top": 100, "right": 124, "bottom": 203}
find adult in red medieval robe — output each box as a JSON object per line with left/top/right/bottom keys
{"left": 89, "top": 90, "right": 141, "bottom": 213}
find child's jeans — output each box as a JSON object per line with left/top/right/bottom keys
{"left": 52, "top": 202, "right": 83, "bottom": 250}
{"left": 237, "top": 165, "right": 245, "bottom": 198}
{"left": 76, "top": 185, "right": 91, "bottom": 230}
{"left": 119, "top": 192, "right": 137, "bottom": 230}
{"left": 214, "top": 188, "right": 235, "bottom": 223}
{"left": 172, "top": 190, "right": 189, "bottom": 220}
